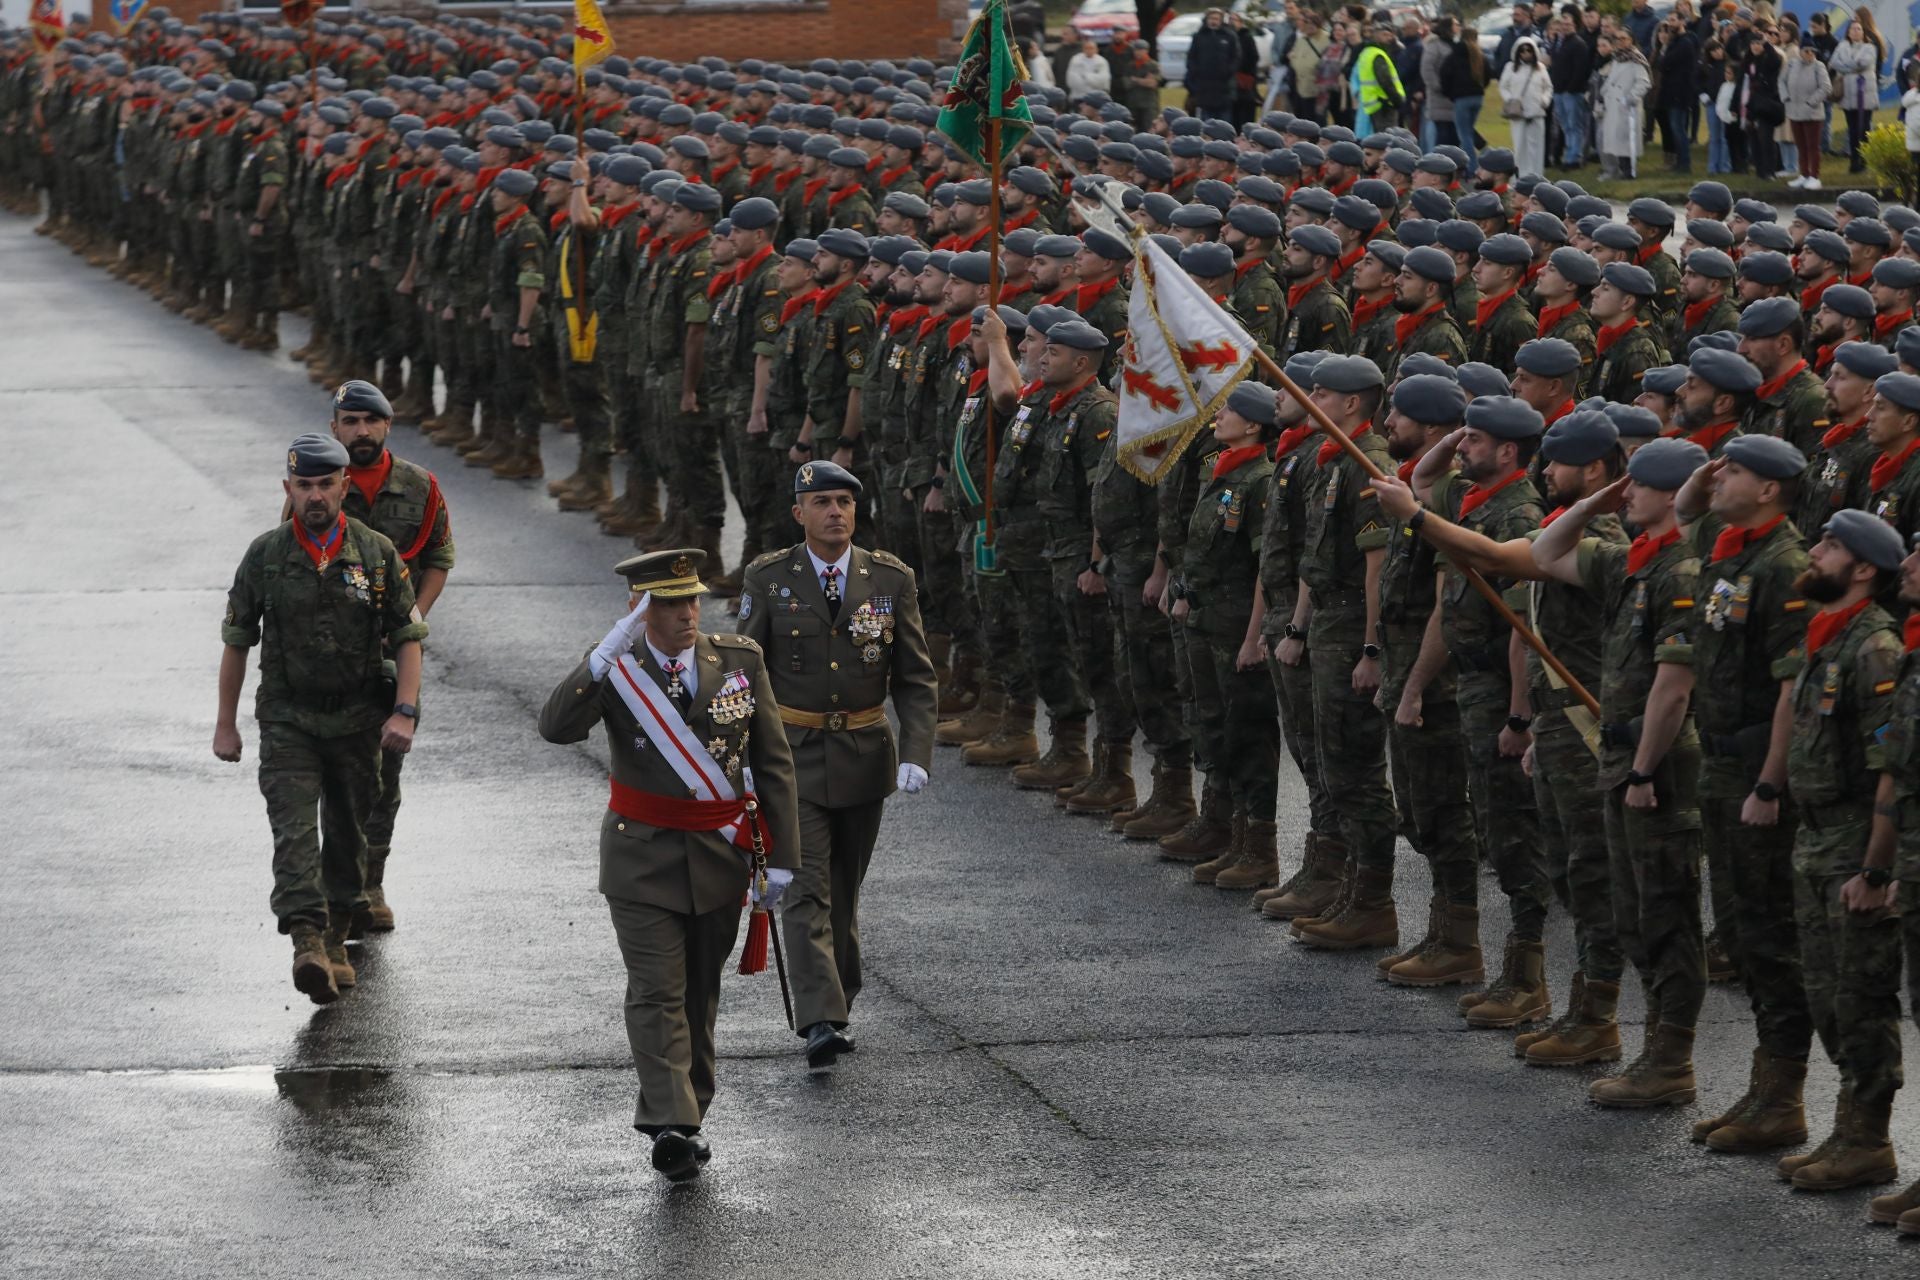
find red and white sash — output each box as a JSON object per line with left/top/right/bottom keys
{"left": 608, "top": 653, "right": 753, "bottom": 846}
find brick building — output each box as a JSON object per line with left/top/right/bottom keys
{"left": 165, "top": 1, "right": 971, "bottom": 63}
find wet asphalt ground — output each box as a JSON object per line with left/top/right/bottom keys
{"left": 3, "top": 211, "right": 1918, "bottom": 1278}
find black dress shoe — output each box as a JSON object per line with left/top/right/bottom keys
{"left": 651, "top": 1129, "right": 703, "bottom": 1182}
{"left": 803, "top": 1021, "right": 855, "bottom": 1069}
{"left": 690, "top": 1131, "right": 712, "bottom": 1165}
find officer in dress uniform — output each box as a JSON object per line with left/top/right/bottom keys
{"left": 735, "top": 461, "right": 938, "bottom": 1068}
{"left": 537, "top": 549, "right": 801, "bottom": 1181}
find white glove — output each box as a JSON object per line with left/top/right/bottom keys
{"left": 588, "top": 591, "right": 650, "bottom": 679}
{"left": 751, "top": 867, "right": 793, "bottom": 909}
{"left": 896, "top": 763, "right": 928, "bottom": 794}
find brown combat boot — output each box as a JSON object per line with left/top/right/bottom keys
{"left": 466, "top": 433, "right": 515, "bottom": 468}
{"left": 391, "top": 366, "right": 434, "bottom": 423}
{"left": 1120, "top": 762, "right": 1194, "bottom": 840}
{"left": 1526, "top": 977, "right": 1622, "bottom": 1065}
{"left": 689, "top": 524, "right": 729, "bottom": 594}
{"left": 1293, "top": 866, "right": 1398, "bottom": 950}
{"left": 362, "top": 847, "right": 396, "bottom": 932}
{"left": 963, "top": 703, "right": 1040, "bottom": 767}
{"left": 1011, "top": 718, "right": 1090, "bottom": 791}
{"left": 1515, "top": 971, "right": 1586, "bottom": 1057}
{"left": 1066, "top": 743, "right": 1136, "bottom": 815}
{"left": 1464, "top": 938, "right": 1550, "bottom": 1028}
{"left": 1192, "top": 810, "right": 1248, "bottom": 885}
{"left": 599, "top": 466, "right": 662, "bottom": 536}
{"left": 1157, "top": 787, "right": 1232, "bottom": 863}
{"left": 1780, "top": 1084, "right": 1853, "bottom": 1181}
{"left": 1376, "top": 900, "right": 1439, "bottom": 976}
{"left": 239, "top": 316, "right": 279, "bottom": 352}
{"left": 1054, "top": 742, "right": 1102, "bottom": 808}
{"left": 491, "top": 437, "right": 544, "bottom": 479}
{"left": 1793, "top": 1097, "right": 1898, "bottom": 1191}
{"left": 1869, "top": 1177, "right": 1920, "bottom": 1225}
{"left": 1388, "top": 903, "right": 1485, "bottom": 987}
{"left": 556, "top": 454, "right": 615, "bottom": 511}
{"left": 289, "top": 925, "right": 338, "bottom": 1005}
{"left": 938, "top": 683, "right": 1005, "bottom": 747}
{"left": 1706, "top": 1052, "right": 1808, "bottom": 1152}
{"left": 1705, "top": 934, "right": 1739, "bottom": 983}
{"left": 636, "top": 508, "right": 692, "bottom": 550}
{"left": 1261, "top": 834, "right": 1347, "bottom": 920}
{"left": 1214, "top": 818, "right": 1280, "bottom": 891}
{"left": 1589, "top": 1024, "right": 1696, "bottom": 1108}
{"left": 937, "top": 645, "right": 983, "bottom": 717}
{"left": 1692, "top": 1046, "right": 1767, "bottom": 1143}
{"left": 323, "top": 919, "right": 357, "bottom": 990}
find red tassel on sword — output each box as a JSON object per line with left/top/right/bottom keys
{"left": 738, "top": 905, "right": 770, "bottom": 975}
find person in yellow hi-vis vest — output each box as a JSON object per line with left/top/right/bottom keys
{"left": 1353, "top": 22, "right": 1408, "bottom": 134}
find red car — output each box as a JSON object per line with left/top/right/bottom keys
{"left": 1065, "top": 0, "right": 1141, "bottom": 44}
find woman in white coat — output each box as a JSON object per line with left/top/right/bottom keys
{"left": 1829, "top": 20, "right": 1883, "bottom": 172}
{"left": 1065, "top": 38, "right": 1113, "bottom": 100}
{"left": 1594, "top": 33, "right": 1651, "bottom": 179}
{"left": 1498, "top": 36, "right": 1553, "bottom": 176}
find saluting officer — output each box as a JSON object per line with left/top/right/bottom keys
{"left": 735, "top": 461, "right": 938, "bottom": 1068}
{"left": 214, "top": 434, "right": 426, "bottom": 1006}
{"left": 537, "top": 549, "right": 801, "bottom": 1182}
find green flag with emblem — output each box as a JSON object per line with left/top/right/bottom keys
{"left": 935, "top": 0, "right": 1033, "bottom": 171}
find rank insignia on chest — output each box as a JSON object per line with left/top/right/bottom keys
{"left": 738, "top": 594, "right": 753, "bottom": 621}
{"left": 710, "top": 669, "right": 754, "bottom": 724}
{"left": 1704, "top": 577, "right": 1735, "bottom": 630}
{"left": 959, "top": 395, "right": 979, "bottom": 427}
{"left": 1821, "top": 457, "right": 1843, "bottom": 487}
{"left": 345, "top": 563, "right": 371, "bottom": 603}
{"left": 1009, "top": 405, "right": 1035, "bottom": 449}
{"left": 633, "top": 734, "right": 650, "bottom": 753}
{"left": 1877, "top": 496, "right": 1899, "bottom": 522}
{"left": 1322, "top": 470, "right": 1340, "bottom": 511}
{"left": 1220, "top": 488, "right": 1244, "bottom": 532}
{"left": 952, "top": 355, "right": 972, "bottom": 383}
{"left": 1062, "top": 412, "right": 1080, "bottom": 445}
{"left": 849, "top": 598, "right": 895, "bottom": 657}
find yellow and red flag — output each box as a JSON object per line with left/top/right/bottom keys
{"left": 572, "top": 0, "right": 615, "bottom": 75}
{"left": 30, "top": 0, "right": 66, "bottom": 55}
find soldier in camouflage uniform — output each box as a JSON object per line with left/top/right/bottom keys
{"left": 1796, "top": 342, "right": 1889, "bottom": 535}
{"left": 478, "top": 166, "right": 548, "bottom": 480}
{"left": 758, "top": 238, "right": 819, "bottom": 556}
{"left": 580, "top": 160, "right": 654, "bottom": 533}
{"left": 1738, "top": 297, "right": 1832, "bottom": 458}
{"left": 705, "top": 197, "right": 784, "bottom": 581}
{"left": 214, "top": 434, "right": 426, "bottom": 1007}
{"left": 641, "top": 182, "right": 724, "bottom": 556}
{"left": 1277, "top": 225, "right": 1351, "bottom": 359}
{"left": 795, "top": 228, "right": 874, "bottom": 521}
{"left": 1864, "top": 369, "right": 1920, "bottom": 547}
{"left": 1466, "top": 234, "right": 1536, "bottom": 375}
{"left": 1383, "top": 245, "right": 1468, "bottom": 386}
{"left": 1672, "top": 250, "right": 1742, "bottom": 354}
{"left": 227, "top": 98, "right": 289, "bottom": 351}
{"left": 1532, "top": 247, "right": 1599, "bottom": 382}
{"left": 1347, "top": 240, "right": 1401, "bottom": 371}
{"left": 1626, "top": 197, "right": 1684, "bottom": 329}
{"left": 821, "top": 146, "right": 876, "bottom": 235}
{"left": 1588, "top": 263, "right": 1668, "bottom": 404}
{"left": 1223, "top": 204, "right": 1286, "bottom": 362}
{"left": 1776, "top": 510, "right": 1906, "bottom": 1191}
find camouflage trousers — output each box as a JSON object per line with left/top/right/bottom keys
{"left": 966, "top": 543, "right": 1034, "bottom": 704}
{"left": 717, "top": 391, "right": 778, "bottom": 555}
{"left": 1191, "top": 627, "right": 1277, "bottom": 817}
{"left": 1049, "top": 554, "right": 1131, "bottom": 742}
{"left": 555, "top": 337, "right": 609, "bottom": 461}
{"left": 1797, "top": 853, "right": 1905, "bottom": 1108}
{"left": 872, "top": 445, "right": 922, "bottom": 574}
{"left": 657, "top": 371, "right": 725, "bottom": 529}
{"left": 1533, "top": 714, "right": 1623, "bottom": 983}
{"left": 361, "top": 745, "right": 405, "bottom": 890}
{"left": 232, "top": 232, "right": 282, "bottom": 321}
{"left": 1459, "top": 674, "right": 1552, "bottom": 941}
{"left": 1106, "top": 555, "right": 1191, "bottom": 766}
{"left": 1178, "top": 617, "right": 1227, "bottom": 810}
{"left": 1387, "top": 697, "right": 1479, "bottom": 906}
{"left": 1308, "top": 635, "right": 1396, "bottom": 873}
{"left": 492, "top": 329, "right": 541, "bottom": 442}
{"left": 1604, "top": 745, "right": 1706, "bottom": 1031}
{"left": 258, "top": 720, "right": 381, "bottom": 932}
{"left": 917, "top": 498, "right": 976, "bottom": 663}
{"left": 1703, "top": 797, "right": 1812, "bottom": 1059}
{"left": 1267, "top": 637, "right": 1336, "bottom": 839}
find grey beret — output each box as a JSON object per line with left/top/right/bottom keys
{"left": 1838, "top": 189, "right": 1883, "bottom": 219}
{"left": 1364, "top": 239, "right": 1407, "bottom": 272}
{"left": 1821, "top": 283, "right": 1875, "bottom": 321}
{"left": 1311, "top": 354, "right": 1385, "bottom": 393}
{"left": 1641, "top": 364, "right": 1689, "bottom": 396}
{"left": 1740, "top": 251, "right": 1794, "bottom": 287}
{"left": 1722, "top": 433, "right": 1808, "bottom": 480}
{"left": 1227, "top": 381, "right": 1279, "bottom": 426}
{"left": 1478, "top": 147, "right": 1517, "bottom": 174}
{"left": 1873, "top": 258, "right": 1920, "bottom": 291}
{"left": 1002, "top": 227, "right": 1042, "bottom": 257}
{"left": 1606, "top": 404, "right": 1665, "bottom": 439}
{"left": 1736, "top": 296, "right": 1802, "bottom": 339}
{"left": 673, "top": 182, "right": 722, "bottom": 213}
{"left": 286, "top": 432, "right": 350, "bottom": 476}
{"left": 1045, "top": 319, "right": 1109, "bottom": 352}
{"left": 1688, "top": 347, "right": 1763, "bottom": 393}
{"left": 1591, "top": 222, "right": 1643, "bottom": 253}
{"left": 1288, "top": 224, "right": 1342, "bottom": 259}
{"left": 1181, "top": 241, "right": 1236, "bottom": 278}
{"left": 794, "top": 459, "right": 862, "bottom": 496}
{"left": 1875, "top": 371, "right": 1920, "bottom": 412}
{"left": 1835, "top": 340, "right": 1901, "bottom": 379}
{"left": 1478, "top": 233, "right": 1533, "bottom": 268}
{"left": 1733, "top": 198, "right": 1777, "bottom": 224}
{"left": 1824, "top": 508, "right": 1908, "bottom": 571}
{"left": 1391, "top": 373, "right": 1469, "bottom": 426}
{"left": 1170, "top": 202, "right": 1225, "bottom": 228}
{"left": 1540, "top": 409, "right": 1620, "bottom": 466}
{"left": 1520, "top": 211, "right": 1569, "bottom": 244}
{"left": 1034, "top": 234, "right": 1081, "bottom": 260}
{"left": 1547, "top": 245, "right": 1599, "bottom": 288}
{"left": 1395, "top": 353, "right": 1458, "bottom": 382}
{"left": 884, "top": 190, "right": 931, "bottom": 218}
{"left": 1802, "top": 228, "right": 1851, "bottom": 266}
{"left": 1601, "top": 261, "right": 1658, "bottom": 299}
{"left": 1686, "top": 217, "right": 1735, "bottom": 250}
{"left": 729, "top": 195, "right": 779, "bottom": 230}
{"left": 783, "top": 237, "right": 821, "bottom": 262}
{"left": 1515, "top": 338, "right": 1583, "bottom": 379}
{"left": 1627, "top": 437, "right": 1710, "bottom": 490}
{"left": 948, "top": 250, "right": 991, "bottom": 284}
{"left": 1435, "top": 219, "right": 1485, "bottom": 254}
{"left": 1465, "top": 396, "right": 1545, "bottom": 440}
{"left": 1288, "top": 187, "right": 1336, "bottom": 217}
{"left": 1627, "top": 197, "right": 1676, "bottom": 228}
{"left": 1080, "top": 227, "right": 1132, "bottom": 261}
{"left": 483, "top": 125, "right": 525, "bottom": 150}
{"left": 1687, "top": 181, "right": 1733, "bottom": 215}
{"left": 1283, "top": 350, "right": 1329, "bottom": 385}
{"left": 1332, "top": 193, "right": 1380, "bottom": 232}
{"left": 1684, "top": 248, "right": 1735, "bottom": 281}
{"left": 1456, "top": 363, "right": 1511, "bottom": 399}
{"left": 1008, "top": 165, "right": 1055, "bottom": 197}
{"left": 1456, "top": 190, "right": 1505, "bottom": 222}
{"left": 1899, "top": 327, "right": 1920, "bottom": 370}
{"left": 1530, "top": 183, "right": 1570, "bottom": 217}
{"left": 331, "top": 379, "right": 391, "bottom": 418}
{"left": 1844, "top": 218, "right": 1892, "bottom": 249}
{"left": 1024, "top": 303, "right": 1074, "bottom": 336}
{"left": 817, "top": 227, "right": 871, "bottom": 259}
{"left": 1228, "top": 204, "right": 1283, "bottom": 239}
{"left": 492, "top": 168, "right": 537, "bottom": 198}
{"left": 1397, "top": 220, "right": 1440, "bottom": 248}
{"left": 1409, "top": 187, "right": 1456, "bottom": 221}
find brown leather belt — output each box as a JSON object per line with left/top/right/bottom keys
{"left": 779, "top": 705, "right": 887, "bottom": 732}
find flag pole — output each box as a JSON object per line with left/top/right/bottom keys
{"left": 572, "top": 69, "right": 588, "bottom": 355}
{"left": 983, "top": 111, "right": 1000, "bottom": 548}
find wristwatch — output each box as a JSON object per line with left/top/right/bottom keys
{"left": 1864, "top": 866, "right": 1893, "bottom": 889}
{"left": 1282, "top": 622, "right": 1304, "bottom": 642}
{"left": 1360, "top": 642, "right": 1382, "bottom": 660}
{"left": 1407, "top": 507, "right": 1428, "bottom": 531}
{"left": 1752, "top": 781, "right": 1781, "bottom": 803}
{"left": 1507, "top": 714, "right": 1533, "bottom": 733}
{"left": 1625, "top": 769, "right": 1655, "bottom": 787}
{"left": 392, "top": 703, "right": 418, "bottom": 720}
{"left": 793, "top": 441, "right": 814, "bottom": 454}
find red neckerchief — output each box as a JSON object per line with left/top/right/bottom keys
{"left": 1627, "top": 525, "right": 1681, "bottom": 575}
{"left": 1543, "top": 399, "right": 1575, "bottom": 428}
{"left": 1806, "top": 594, "right": 1874, "bottom": 657}
{"left": 1475, "top": 287, "right": 1517, "bottom": 330}
{"left": 1048, "top": 373, "right": 1097, "bottom": 415}
{"left": 1075, "top": 274, "right": 1119, "bottom": 313}
{"left": 1904, "top": 613, "right": 1920, "bottom": 652}
{"left": 1170, "top": 170, "right": 1196, "bottom": 194}
{"left": 1801, "top": 274, "right": 1837, "bottom": 313}
{"left": 1351, "top": 291, "right": 1392, "bottom": 331}
{"left": 747, "top": 161, "right": 773, "bottom": 188}
{"left": 1754, "top": 358, "right": 1809, "bottom": 402}
{"left": 712, "top": 157, "right": 739, "bottom": 183}
{"left": 1396, "top": 458, "right": 1419, "bottom": 482}
{"left": 181, "top": 119, "right": 211, "bottom": 139}
{"left": 1234, "top": 256, "right": 1264, "bottom": 282}
{"left": 949, "top": 223, "right": 990, "bottom": 253}
{"left": 1524, "top": 259, "right": 1546, "bottom": 289}
{"left": 1318, "top": 420, "right": 1368, "bottom": 464}
{"left": 1821, "top": 414, "right": 1868, "bottom": 450}
{"left": 967, "top": 368, "right": 989, "bottom": 394}
{"left": 666, "top": 228, "right": 710, "bottom": 257}
{"left": 1040, "top": 286, "right": 1074, "bottom": 307}
{"left": 773, "top": 167, "right": 800, "bottom": 194}
{"left": 1814, "top": 342, "right": 1837, "bottom": 373}
{"left": 214, "top": 114, "right": 241, "bottom": 137}
{"left": 889, "top": 303, "right": 927, "bottom": 334}
{"left": 802, "top": 175, "right": 829, "bottom": 206}
{"left": 875, "top": 161, "right": 914, "bottom": 189}
{"left": 633, "top": 225, "right": 656, "bottom": 257}
{"left": 601, "top": 199, "right": 640, "bottom": 231}
{"left": 1274, "top": 424, "right": 1315, "bottom": 458}
{"left": 946, "top": 316, "right": 974, "bottom": 351}
{"left": 1680, "top": 419, "right": 1738, "bottom": 453}
{"left": 431, "top": 186, "right": 460, "bottom": 218}
{"left": 915, "top": 311, "right": 946, "bottom": 343}
{"left": 1331, "top": 243, "right": 1367, "bottom": 284}
{"left": 1287, "top": 274, "right": 1325, "bottom": 311}
{"left": 292, "top": 513, "right": 347, "bottom": 570}
{"left": 1710, "top": 512, "right": 1786, "bottom": 562}
{"left": 493, "top": 202, "right": 529, "bottom": 237}
{"left": 1327, "top": 174, "right": 1355, "bottom": 198}
{"left": 1876, "top": 309, "right": 1914, "bottom": 338}
{"left": 1541, "top": 505, "right": 1569, "bottom": 528}
{"left": 1536, "top": 299, "right": 1579, "bottom": 338}
{"left": 395, "top": 167, "right": 425, "bottom": 190}
{"left": 1682, "top": 296, "right": 1718, "bottom": 334}
{"left": 705, "top": 262, "right": 740, "bottom": 300}
{"left": 1212, "top": 442, "right": 1267, "bottom": 479}
{"left": 548, "top": 207, "right": 570, "bottom": 232}
{"left": 1004, "top": 206, "right": 1039, "bottom": 232}
{"left": 827, "top": 182, "right": 864, "bottom": 210}
{"left": 324, "top": 160, "right": 360, "bottom": 190}
{"left": 1634, "top": 240, "right": 1663, "bottom": 268}
{"left": 1849, "top": 268, "right": 1874, "bottom": 288}
{"left": 779, "top": 287, "right": 819, "bottom": 325}
{"left": 1458, "top": 467, "right": 1526, "bottom": 518}
{"left": 1872, "top": 436, "right": 1920, "bottom": 492}
{"left": 347, "top": 450, "right": 393, "bottom": 508}
{"left": 1391, "top": 300, "right": 1442, "bottom": 346}
{"left": 811, "top": 277, "right": 851, "bottom": 316}
{"left": 1595, "top": 318, "right": 1635, "bottom": 355}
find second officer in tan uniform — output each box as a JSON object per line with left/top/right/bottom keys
{"left": 736, "top": 460, "right": 939, "bottom": 1068}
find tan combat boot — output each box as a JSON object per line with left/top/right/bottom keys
{"left": 1792, "top": 1097, "right": 1898, "bottom": 1191}
{"left": 1262, "top": 835, "right": 1346, "bottom": 920}
{"left": 1066, "top": 742, "right": 1135, "bottom": 815}
{"left": 1120, "top": 763, "right": 1195, "bottom": 841}
{"left": 491, "top": 437, "right": 545, "bottom": 479}
{"left": 1869, "top": 1177, "right": 1920, "bottom": 1225}
{"left": 927, "top": 631, "right": 953, "bottom": 688}
{"left": 1706, "top": 1053, "right": 1808, "bottom": 1152}
{"left": 1293, "top": 866, "right": 1397, "bottom": 949}
{"left": 963, "top": 703, "right": 1040, "bottom": 766}
{"left": 1012, "top": 718, "right": 1090, "bottom": 791}
{"left": 938, "top": 644, "right": 982, "bottom": 717}
{"left": 1464, "top": 938, "right": 1550, "bottom": 1028}
{"left": 290, "top": 925, "right": 338, "bottom": 1005}
{"left": 1192, "top": 810, "right": 1247, "bottom": 885}
{"left": 1156, "top": 787, "right": 1232, "bottom": 863}
{"left": 323, "top": 919, "right": 357, "bottom": 990}
{"left": 1055, "top": 742, "right": 1102, "bottom": 808}
{"left": 1376, "top": 900, "right": 1438, "bottom": 977}
{"left": 362, "top": 846, "right": 396, "bottom": 932}
{"left": 556, "top": 455, "right": 615, "bottom": 511}
{"left": 636, "top": 508, "right": 692, "bottom": 550}
{"left": 1705, "top": 934, "right": 1738, "bottom": 983}
{"left": 937, "top": 683, "right": 1005, "bottom": 747}
{"left": 1388, "top": 903, "right": 1485, "bottom": 988}
{"left": 1515, "top": 971, "right": 1586, "bottom": 1057}
{"left": 1780, "top": 1084, "right": 1853, "bottom": 1181}
{"left": 1692, "top": 1046, "right": 1767, "bottom": 1143}
{"left": 1526, "top": 977, "right": 1622, "bottom": 1065}
{"left": 1214, "top": 818, "right": 1280, "bottom": 890}
{"left": 1589, "top": 1024, "right": 1696, "bottom": 1108}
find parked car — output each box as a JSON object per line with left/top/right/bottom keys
{"left": 1158, "top": 1, "right": 1276, "bottom": 82}
{"left": 1065, "top": 0, "right": 1141, "bottom": 44}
